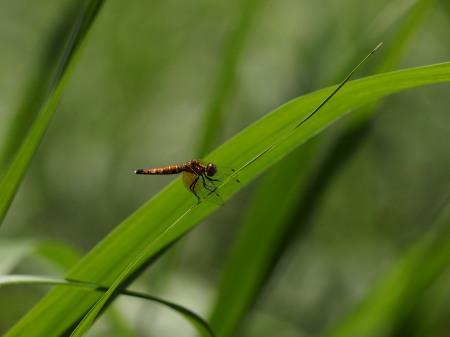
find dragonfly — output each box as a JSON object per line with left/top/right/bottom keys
{"left": 134, "top": 159, "right": 241, "bottom": 205}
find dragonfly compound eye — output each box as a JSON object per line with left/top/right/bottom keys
{"left": 206, "top": 163, "right": 217, "bottom": 176}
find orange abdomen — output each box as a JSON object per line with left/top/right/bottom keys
{"left": 134, "top": 164, "right": 185, "bottom": 175}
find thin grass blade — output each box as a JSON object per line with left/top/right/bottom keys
{"left": 207, "top": 3, "right": 437, "bottom": 334}
{"left": 0, "top": 275, "right": 214, "bottom": 337}
{"left": 5, "top": 62, "right": 450, "bottom": 337}
{"left": 0, "top": 0, "right": 105, "bottom": 226}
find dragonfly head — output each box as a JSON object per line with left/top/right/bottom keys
{"left": 206, "top": 163, "right": 217, "bottom": 176}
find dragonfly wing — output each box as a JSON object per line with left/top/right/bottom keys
{"left": 182, "top": 171, "right": 198, "bottom": 193}
{"left": 210, "top": 167, "right": 242, "bottom": 197}
{"left": 182, "top": 171, "right": 224, "bottom": 205}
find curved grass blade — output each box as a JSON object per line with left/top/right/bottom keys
{"left": 209, "top": 141, "right": 317, "bottom": 336}
{"left": 0, "top": 275, "right": 214, "bottom": 337}
{"left": 208, "top": 2, "right": 437, "bottom": 334}
{"left": 0, "top": 4, "right": 80, "bottom": 172}
{"left": 211, "top": 43, "right": 383, "bottom": 194}
{"left": 6, "top": 61, "right": 450, "bottom": 337}
{"left": 0, "top": 0, "right": 105, "bottom": 226}
{"left": 68, "top": 206, "right": 198, "bottom": 337}
{"left": 71, "top": 43, "right": 382, "bottom": 336}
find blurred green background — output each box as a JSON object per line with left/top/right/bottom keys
{"left": 1, "top": 0, "right": 449, "bottom": 336}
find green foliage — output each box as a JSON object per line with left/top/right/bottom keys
{"left": 322, "top": 199, "right": 450, "bottom": 337}
{"left": 0, "top": 275, "right": 214, "bottom": 337}
{"left": 1, "top": 0, "right": 449, "bottom": 336}
{"left": 5, "top": 62, "right": 450, "bottom": 336}
{"left": 0, "top": 0, "right": 105, "bottom": 225}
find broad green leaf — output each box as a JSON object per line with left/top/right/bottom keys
{"left": 6, "top": 62, "right": 450, "bottom": 337}
{"left": 0, "top": 275, "right": 214, "bottom": 337}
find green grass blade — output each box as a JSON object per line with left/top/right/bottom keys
{"left": 209, "top": 141, "right": 318, "bottom": 336}
{"left": 69, "top": 45, "right": 382, "bottom": 336}
{"left": 208, "top": 3, "right": 438, "bottom": 335}
{"left": 0, "top": 4, "right": 79, "bottom": 172}
{"left": 5, "top": 62, "right": 450, "bottom": 337}
{"left": 0, "top": 275, "right": 214, "bottom": 337}
{"left": 0, "top": 275, "right": 98, "bottom": 288}
{"left": 0, "top": 0, "right": 104, "bottom": 226}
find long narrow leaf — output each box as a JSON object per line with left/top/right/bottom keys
{"left": 209, "top": 140, "right": 318, "bottom": 336}
{"left": 6, "top": 62, "right": 450, "bottom": 337}
{"left": 208, "top": 2, "right": 437, "bottom": 335}
{"left": 0, "top": 275, "right": 214, "bottom": 337}
{"left": 0, "top": 4, "right": 79, "bottom": 171}
{"left": 72, "top": 44, "right": 382, "bottom": 336}
{"left": 0, "top": 0, "right": 104, "bottom": 226}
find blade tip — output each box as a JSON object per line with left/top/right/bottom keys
{"left": 372, "top": 42, "right": 383, "bottom": 53}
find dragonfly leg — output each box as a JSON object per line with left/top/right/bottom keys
{"left": 205, "top": 173, "right": 240, "bottom": 188}
{"left": 189, "top": 174, "right": 223, "bottom": 204}
{"left": 205, "top": 175, "right": 222, "bottom": 183}
{"left": 205, "top": 171, "right": 240, "bottom": 184}
{"left": 200, "top": 174, "right": 223, "bottom": 201}
{"left": 189, "top": 177, "right": 201, "bottom": 203}
{"left": 200, "top": 174, "right": 217, "bottom": 192}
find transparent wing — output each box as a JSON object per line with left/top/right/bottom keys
{"left": 182, "top": 171, "right": 224, "bottom": 205}
{"left": 211, "top": 166, "right": 242, "bottom": 197}
{"left": 181, "top": 170, "right": 198, "bottom": 193}
{"left": 181, "top": 166, "right": 241, "bottom": 205}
